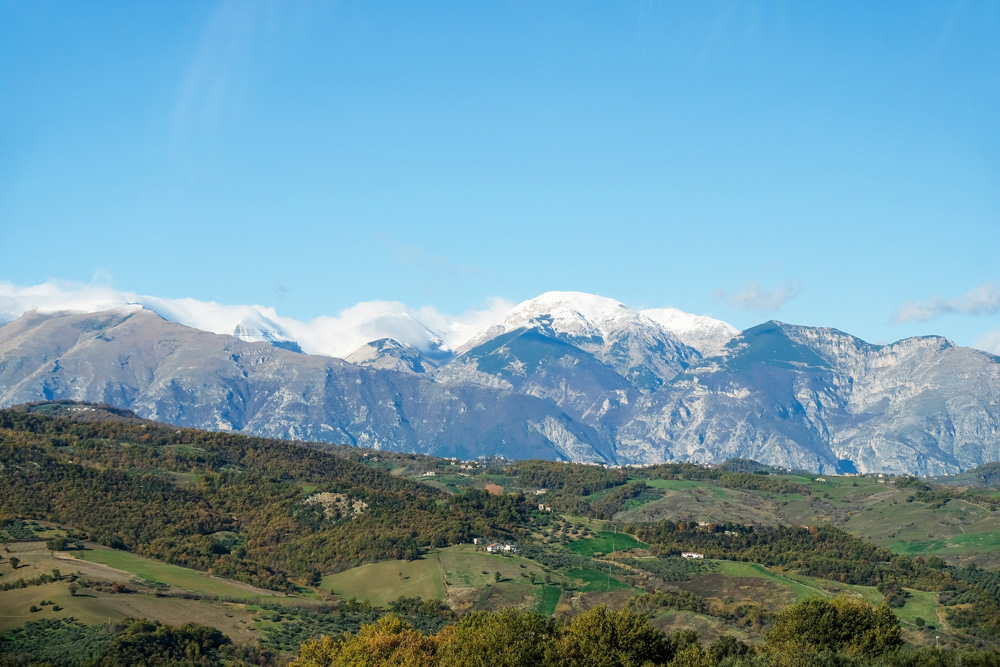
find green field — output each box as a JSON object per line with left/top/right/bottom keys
{"left": 438, "top": 545, "right": 546, "bottom": 588}
{"left": 322, "top": 555, "right": 444, "bottom": 607}
{"left": 566, "top": 532, "right": 647, "bottom": 556}
{"left": 568, "top": 568, "right": 632, "bottom": 593}
{"left": 893, "top": 590, "right": 940, "bottom": 629}
{"left": 890, "top": 530, "right": 1000, "bottom": 559}
{"left": 710, "top": 561, "right": 873, "bottom": 604}
{"left": 321, "top": 544, "right": 551, "bottom": 608}
{"left": 74, "top": 549, "right": 280, "bottom": 601}
{"left": 536, "top": 585, "right": 562, "bottom": 616}
{"left": 707, "top": 559, "right": 940, "bottom": 628}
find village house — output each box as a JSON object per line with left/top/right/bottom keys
{"left": 485, "top": 542, "right": 519, "bottom": 555}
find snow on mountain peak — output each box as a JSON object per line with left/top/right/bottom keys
{"left": 641, "top": 308, "right": 739, "bottom": 356}
{"left": 456, "top": 291, "right": 741, "bottom": 359}
{"left": 0, "top": 281, "right": 738, "bottom": 361}
{"left": 458, "top": 291, "right": 642, "bottom": 350}
{"left": 506, "top": 291, "right": 635, "bottom": 333}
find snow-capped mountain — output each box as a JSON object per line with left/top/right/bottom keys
{"left": 641, "top": 308, "right": 739, "bottom": 356}
{"left": 4, "top": 284, "right": 1000, "bottom": 474}
{"left": 447, "top": 292, "right": 701, "bottom": 390}
{"left": 0, "top": 283, "right": 735, "bottom": 363}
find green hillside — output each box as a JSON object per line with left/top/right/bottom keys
{"left": 6, "top": 403, "right": 1000, "bottom": 665}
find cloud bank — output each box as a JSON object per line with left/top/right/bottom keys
{"left": 0, "top": 281, "right": 512, "bottom": 358}
{"left": 893, "top": 284, "right": 1000, "bottom": 324}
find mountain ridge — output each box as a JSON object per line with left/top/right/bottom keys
{"left": 1, "top": 295, "right": 998, "bottom": 475}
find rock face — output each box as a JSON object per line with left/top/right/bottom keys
{"left": 0, "top": 308, "right": 606, "bottom": 462}
{"left": 2, "top": 297, "right": 999, "bottom": 475}
{"left": 345, "top": 338, "right": 438, "bottom": 374}
{"left": 613, "top": 323, "right": 1000, "bottom": 474}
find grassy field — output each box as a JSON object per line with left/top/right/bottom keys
{"left": 893, "top": 590, "right": 940, "bottom": 629}
{"left": 644, "top": 479, "right": 724, "bottom": 495}
{"left": 74, "top": 549, "right": 282, "bottom": 601}
{"left": 568, "top": 567, "right": 632, "bottom": 593}
{"left": 0, "top": 580, "right": 262, "bottom": 644}
{"left": 565, "top": 532, "right": 648, "bottom": 556}
{"left": 557, "top": 515, "right": 609, "bottom": 533}
{"left": 321, "top": 555, "right": 444, "bottom": 607}
{"left": 704, "top": 559, "right": 942, "bottom": 630}
{"left": 320, "top": 545, "right": 553, "bottom": 609}
{"left": 536, "top": 585, "right": 562, "bottom": 616}
{"left": 710, "top": 561, "right": 830, "bottom": 603}
{"left": 438, "top": 545, "right": 546, "bottom": 588}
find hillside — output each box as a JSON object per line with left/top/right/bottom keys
{"left": 6, "top": 404, "right": 1000, "bottom": 664}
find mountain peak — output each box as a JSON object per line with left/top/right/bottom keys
{"left": 641, "top": 307, "right": 739, "bottom": 356}
{"left": 460, "top": 292, "right": 649, "bottom": 352}
{"left": 508, "top": 291, "right": 634, "bottom": 331}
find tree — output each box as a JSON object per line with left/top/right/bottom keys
{"left": 90, "top": 619, "right": 230, "bottom": 666}
{"left": 556, "top": 605, "right": 674, "bottom": 667}
{"left": 437, "top": 607, "right": 556, "bottom": 667}
{"left": 8, "top": 556, "right": 19, "bottom": 569}
{"left": 708, "top": 634, "right": 752, "bottom": 663}
{"left": 46, "top": 536, "right": 67, "bottom": 551}
{"left": 495, "top": 571, "right": 502, "bottom": 583}
{"left": 764, "top": 596, "right": 902, "bottom": 663}
{"left": 292, "top": 614, "right": 438, "bottom": 667}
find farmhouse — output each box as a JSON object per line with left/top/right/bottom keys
{"left": 681, "top": 552, "right": 704, "bottom": 559}
{"left": 485, "top": 542, "right": 520, "bottom": 555}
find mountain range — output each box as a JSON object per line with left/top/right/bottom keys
{"left": 1, "top": 291, "right": 998, "bottom": 475}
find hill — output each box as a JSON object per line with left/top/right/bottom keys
{"left": 6, "top": 404, "right": 1000, "bottom": 663}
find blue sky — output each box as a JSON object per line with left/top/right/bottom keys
{"left": 2, "top": 1, "right": 998, "bottom": 351}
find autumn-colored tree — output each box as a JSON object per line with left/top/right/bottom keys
{"left": 436, "top": 607, "right": 556, "bottom": 667}
{"left": 291, "top": 614, "right": 439, "bottom": 667}
{"left": 556, "top": 605, "right": 674, "bottom": 667}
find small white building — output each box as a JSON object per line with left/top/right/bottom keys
{"left": 681, "top": 552, "right": 704, "bottom": 559}
{"left": 486, "top": 542, "right": 519, "bottom": 555}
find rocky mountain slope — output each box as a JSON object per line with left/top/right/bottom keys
{"left": 1, "top": 292, "right": 998, "bottom": 474}
{"left": 0, "top": 307, "right": 609, "bottom": 462}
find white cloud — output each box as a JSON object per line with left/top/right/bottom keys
{"left": 0, "top": 281, "right": 513, "bottom": 359}
{"left": 973, "top": 330, "right": 1000, "bottom": 356}
{"left": 893, "top": 284, "right": 1000, "bottom": 324}
{"left": 714, "top": 280, "right": 799, "bottom": 313}
{"left": 0, "top": 280, "right": 135, "bottom": 320}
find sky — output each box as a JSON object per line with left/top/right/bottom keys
{"left": 2, "top": 1, "right": 999, "bottom": 353}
